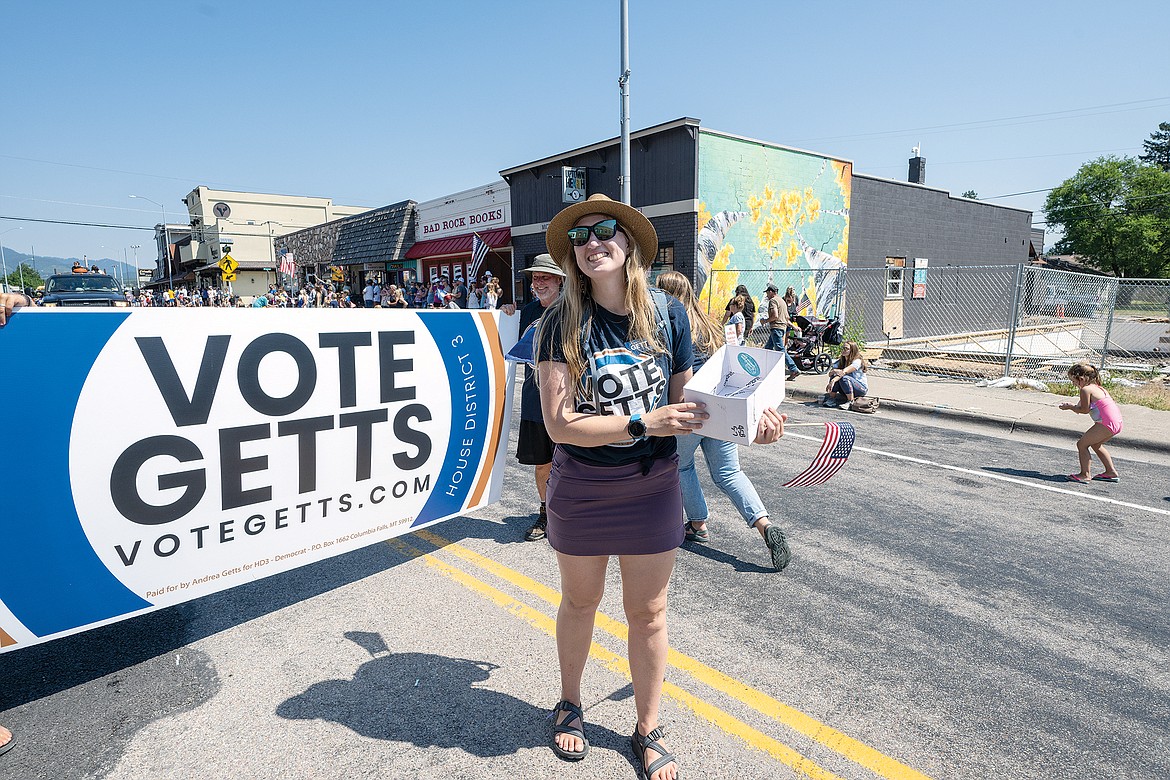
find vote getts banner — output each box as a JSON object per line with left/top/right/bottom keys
{"left": 0, "top": 308, "right": 518, "bottom": 653}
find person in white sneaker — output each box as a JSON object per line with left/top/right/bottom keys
{"left": 822, "top": 342, "right": 868, "bottom": 410}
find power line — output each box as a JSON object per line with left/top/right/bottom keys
{"left": 790, "top": 96, "right": 1170, "bottom": 145}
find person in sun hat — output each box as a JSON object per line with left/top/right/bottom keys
{"left": 534, "top": 194, "right": 783, "bottom": 776}
{"left": 515, "top": 254, "right": 567, "bottom": 542}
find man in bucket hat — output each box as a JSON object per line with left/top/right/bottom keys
{"left": 516, "top": 254, "right": 566, "bottom": 541}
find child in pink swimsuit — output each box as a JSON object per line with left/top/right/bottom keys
{"left": 1059, "top": 362, "right": 1122, "bottom": 484}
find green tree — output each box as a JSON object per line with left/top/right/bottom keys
{"left": 961, "top": 190, "right": 978, "bottom": 199}
{"left": 4, "top": 263, "right": 43, "bottom": 292}
{"left": 1139, "top": 121, "right": 1170, "bottom": 171}
{"left": 1044, "top": 156, "right": 1170, "bottom": 278}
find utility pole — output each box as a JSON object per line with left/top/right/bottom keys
{"left": 619, "top": 0, "right": 631, "bottom": 205}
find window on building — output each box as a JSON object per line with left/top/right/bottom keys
{"left": 649, "top": 244, "right": 675, "bottom": 282}
{"left": 885, "top": 257, "right": 905, "bottom": 298}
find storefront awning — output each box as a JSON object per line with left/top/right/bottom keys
{"left": 405, "top": 227, "right": 511, "bottom": 260}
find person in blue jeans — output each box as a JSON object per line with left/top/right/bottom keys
{"left": 761, "top": 283, "right": 801, "bottom": 380}
{"left": 655, "top": 273, "right": 793, "bottom": 572}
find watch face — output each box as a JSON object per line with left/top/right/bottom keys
{"left": 628, "top": 418, "right": 647, "bottom": 438}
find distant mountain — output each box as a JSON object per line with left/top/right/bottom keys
{"left": 0, "top": 248, "right": 143, "bottom": 285}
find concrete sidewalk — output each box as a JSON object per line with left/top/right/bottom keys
{"left": 783, "top": 370, "right": 1170, "bottom": 457}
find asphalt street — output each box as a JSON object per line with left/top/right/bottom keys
{"left": 3, "top": 391, "right": 1168, "bottom": 780}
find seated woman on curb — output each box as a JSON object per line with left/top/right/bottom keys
{"left": 821, "top": 341, "right": 868, "bottom": 411}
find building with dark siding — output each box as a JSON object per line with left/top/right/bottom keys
{"left": 501, "top": 117, "right": 1032, "bottom": 326}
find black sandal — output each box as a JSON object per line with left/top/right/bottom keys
{"left": 550, "top": 700, "right": 589, "bottom": 761}
{"left": 631, "top": 725, "right": 677, "bottom": 779}
{"left": 524, "top": 517, "right": 547, "bottom": 542}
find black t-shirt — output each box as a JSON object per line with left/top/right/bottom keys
{"left": 453, "top": 283, "right": 468, "bottom": 309}
{"left": 519, "top": 299, "right": 548, "bottom": 422}
{"left": 536, "top": 295, "right": 693, "bottom": 466}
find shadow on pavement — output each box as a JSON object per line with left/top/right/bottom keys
{"left": 1, "top": 539, "right": 410, "bottom": 709}
{"left": 681, "top": 540, "right": 774, "bottom": 573}
{"left": 276, "top": 634, "right": 628, "bottom": 758}
{"left": 444, "top": 513, "right": 540, "bottom": 546}
{"left": 983, "top": 466, "right": 1073, "bottom": 483}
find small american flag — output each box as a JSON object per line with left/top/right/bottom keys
{"left": 782, "top": 421, "right": 855, "bottom": 487}
{"left": 469, "top": 233, "right": 489, "bottom": 281}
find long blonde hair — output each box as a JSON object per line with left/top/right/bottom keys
{"left": 654, "top": 270, "right": 721, "bottom": 358}
{"left": 536, "top": 235, "right": 662, "bottom": 391}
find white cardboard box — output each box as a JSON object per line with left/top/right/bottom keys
{"left": 683, "top": 345, "right": 786, "bottom": 444}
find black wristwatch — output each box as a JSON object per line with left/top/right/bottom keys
{"left": 626, "top": 413, "right": 647, "bottom": 440}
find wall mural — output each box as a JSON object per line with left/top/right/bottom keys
{"left": 696, "top": 132, "right": 851, "bottom": 319}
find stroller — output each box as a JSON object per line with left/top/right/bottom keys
{"left": 787, "top": 315, "right": 841, "bottom": 374}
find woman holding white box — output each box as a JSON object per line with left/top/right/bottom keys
{"left": 654, "top": 272, "right": 792, "bottom": 573}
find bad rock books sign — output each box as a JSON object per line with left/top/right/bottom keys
{"left": 0, "top": 308, "right": 518, "bottom": 653}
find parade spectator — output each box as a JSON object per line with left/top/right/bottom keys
{"left": 1060, "top": 362, "right": 1123, "bottom": 483}
{"left": 384, "top": 285, "right": 408, "bottom": 309}
{"left": 724, "top": 284, "right": 755, "bottom": 335}
{"left": 723, "top": 294, "right": 747, "bottom": 345}
{"left": 452, "top": 277, "right": 469, "bottom": 309}
{"left": 821, "top": 341, "right": 869, "bottom": 410}
{"left": 362, "top": 280, "right": 377, "bottom": 308}
{"left": 515, "top": 254, "right": 565, "bottom": 542}
{"left": 655, "top": 271, "right": 791, "bottom": 572}
{"left": 784, "top": 286, "right": 799, "bottom": 319}
{"left": 535, "top": 194, "right": 781, "bottom": 776}
{"left": 412, "top": 282, "right": 427, "bottom": 308}
{"left": 468, "top": 283, "right": 482, "bottom": 310}
{"left": 761, "top": 283, "right": 800, "bottom": 380}
{"left": 484, "top": 279, "right": 501, "bottom": 309}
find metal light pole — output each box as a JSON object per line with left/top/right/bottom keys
{"left": 0, "top": 226, "right": 21, "bottom": 292}
{"left": 619, "top": 0, "right": 631, "bottom": 205}
{"left": 130, "top": 195, "right": 170, "bottom": 284}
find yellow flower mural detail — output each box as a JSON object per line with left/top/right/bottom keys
{"left": 785, "top": 241, "right": 802, "bottom": 267}
{"left": 696, "top": 202, "right": 712, "bottom": 234}
{"left": 698, "top": 243, "right": 737, "bottom": 312}
{"left": 749, "top": 182, "right": 827, "bottom": 267}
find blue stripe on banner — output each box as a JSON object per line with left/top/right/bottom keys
{"left": 0, "top": 313, "right": 152, "bottom": 636}
{"left": 412, "top": 313, "right": 491, "bottom": 527}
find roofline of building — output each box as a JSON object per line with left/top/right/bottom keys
{"left": 274, "top": 199, "right": 417, "bottom": 241}
{"left": 696, "top": 127, "right": 853, "bottom": 165}
{"left": 852, "top": 172, "right": 1033, "bottom": 215}
{"left": 415, "top": 180, "right": 509, "bottom": 211}
{"left": 187, "top": 184, "right": 371, "bottom": 211}
{"left": 500, "top": 117, "right": 702, "bottom": 177}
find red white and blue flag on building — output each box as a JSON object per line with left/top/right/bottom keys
{"left": 782, "top": 421, "right": 855, "bottom": 487}
{"left": 469, "top": 234, "right": 489, "bottom": 281}
{"left": 278, "top": 251, "right": 296, "bottom": 278}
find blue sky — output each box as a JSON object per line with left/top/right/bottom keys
{"left": 2, "top": 0, "right": 1167, "bottom": 264}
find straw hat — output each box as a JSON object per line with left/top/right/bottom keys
{"left": 546, "top": 194, "right": 658, "bottom": 269}
{"left": 522, "top": 253, "right": 566, "bottom": 278}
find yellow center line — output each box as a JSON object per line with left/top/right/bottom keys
{"left": 388, "top": 536, "right": 845, "bottom": 780}
{"left": 414, "top": 529, "right": 935, "bottom": 780}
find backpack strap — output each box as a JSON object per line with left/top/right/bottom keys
{"left": 649, "top": 287, "right": 673, "bottom": 355}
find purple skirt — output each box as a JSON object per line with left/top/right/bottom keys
{"left": 546, "top": 447, "right": 684, "bottom": 556}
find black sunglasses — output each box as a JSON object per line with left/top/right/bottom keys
{"left": 566, "top": 218, "right": 620, "bottom": 247}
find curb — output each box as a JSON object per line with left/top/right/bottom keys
{"left": 784, "top": 387, "right": 1170, "bottom": 456}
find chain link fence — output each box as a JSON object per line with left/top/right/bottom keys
{"left": 701, "top": 268, "right": 845, "bottom": 346}
{"left": 704, "top": 264, "right": 1170, "bottom": 381}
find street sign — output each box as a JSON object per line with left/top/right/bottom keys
{"left": 222, "top": 270, "right": 237, "bottom": 282}
{"left": 218, "top": 253, "right": 238, "bottom": 275}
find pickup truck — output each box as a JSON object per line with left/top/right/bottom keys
{"left": 38, "top": 273, "right": 129, "bottom": 308}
